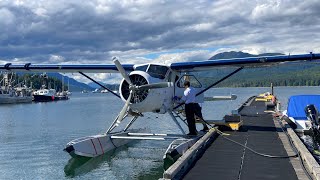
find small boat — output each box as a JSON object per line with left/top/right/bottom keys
{"left": 282, "top": 95, "right": 320, "bottom": 155}
{"left": 0, "top": 87, "right": 33, "bottom": 104}
{"left": 66, "top": 90, "right": 72, "bottom": 95}
{"left": 0, "top": 73, "right": 33, "bottom": 104}
{"left": 100, "top": 89, "right": 109, "bottom": 93}
{"left": 282, "top": 95, "right": 320, "bottom": 132}
{"left": 55, "top": 74, "right": 69, "bottom": 100}
{"left": 81, "top": 90, "right": 88, "bottom": 93}
{"left": 255, "top": 92, "right": 274, "bottom": 102}
{"left": 55, "top": 91, "right": 69, "bottom": 100}
{"left": 92, "top": 89, "right": 99, "bottom": 93}
{"left": 33, "top": 86, "right": 57, "bottom": 102}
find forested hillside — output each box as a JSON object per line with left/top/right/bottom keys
{"left": 197, "top": 52, "right": 320, "bottom": 87}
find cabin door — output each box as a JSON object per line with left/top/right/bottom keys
{"left": 174, "top": 74, "right": 204, "bottom": 103}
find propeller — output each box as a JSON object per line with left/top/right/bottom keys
{"left": 116, "top": 90, "right": 133, "bottom": 124}
{"left": 113, "top": 57, "right": 173, "bottom": 123}
{"left": 113, "top": 57, "right": 133, "bottom": 85}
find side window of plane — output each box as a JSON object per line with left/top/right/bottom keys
{"left": 177, "top": 75, "right": 202, "bottom": 88}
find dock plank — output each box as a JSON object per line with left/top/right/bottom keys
{"left": 183, "top": 100, "right": 299, "bottom": 180}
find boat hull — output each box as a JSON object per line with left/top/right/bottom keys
{"left": 55, "top": 95, "right": 69, "bottom": 100}
{"left": 0, "top": 95, "right": 32, "bottom": 104}
{"left": 33, "top": 95, "right": 55, "bottom": 102}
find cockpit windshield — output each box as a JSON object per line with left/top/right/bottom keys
{"left": 147, "top": 65, "right": 168, "bottom": 79}
{"left": 135, "top": 65, "right": 148, "bottom": 72}
{"left": 134, "top": 64, "right": 169, "bottom": 79}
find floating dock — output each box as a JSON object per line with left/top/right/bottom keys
{"left": 163, "top": 96, "right": 320, "bottom": 180}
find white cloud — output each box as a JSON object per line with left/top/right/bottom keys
{"left": 33, "top": 7, "right": 48, "bottom": 17}
{"left": 70, "top": 72, "right": 122, "bottom": 85}
{"left": 49, "top": 54, "right": 65, "bottom": 63}
{"left": 185, "top": 23, "right": 215, "bottom": 32}
{"left": 0, "top": 0, "right": 319, "bottom": 83}
{"left": 0, "top": 8, "right": 15, "bottom": 26}
{"left": 251, "top": 0, "right": 281, "bottom": 21}
{"left": 151, "top": 49, "right": 215, "bottom": 64}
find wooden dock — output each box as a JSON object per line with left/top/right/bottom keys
{"left": 163, "top": 97, "right": 320, "bottom": 180}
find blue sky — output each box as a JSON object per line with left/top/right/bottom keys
{"left": 0, "top": 0, "right": 319, "bottom": 83}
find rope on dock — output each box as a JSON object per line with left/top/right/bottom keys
{"left": 201, "top": 117, "right": 299, "bottom": 158}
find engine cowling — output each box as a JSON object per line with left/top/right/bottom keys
{"left": 119, "top": 71, "right": 174, "bottom": 113}
{"left": 120, "top": 73, "right": 148, "bottom": 103}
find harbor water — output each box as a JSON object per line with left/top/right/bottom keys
{"left": 0, "top": 86, "right": 319, "bottom": 179}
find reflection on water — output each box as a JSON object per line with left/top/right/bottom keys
{"left": 64, "top": 143, "right": 165, "bottom": 179}
{"left": 64, "top": 148, "right": 118, "bottom": 178}
{"left": 135, "top": 165, "right": 164, "bottom": 180}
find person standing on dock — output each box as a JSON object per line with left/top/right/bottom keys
{"left": 181, "top": 81, "right": 198, "bottom": 135}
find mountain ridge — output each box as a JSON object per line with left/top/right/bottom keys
{"left": 201, "top": 51, "right": 320, "bottom": 87}
{"left": 209, "top": 51, "right": 284, "bottom": 60}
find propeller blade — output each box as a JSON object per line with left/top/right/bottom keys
{"left": 137, "top": 82, "right": 173, "bottom": 90}
{"left": 116, "top": 90, "right": 133, "bottom": 124}
{"left": 113, "top": 57, "right": 133, "bottom": 85}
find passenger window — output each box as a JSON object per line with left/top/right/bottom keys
{"left": 177, "top": 75, "right": 202, "bottom": 88}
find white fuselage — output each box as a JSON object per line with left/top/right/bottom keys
{"left": 119, "top": 71, "right": 175, "bottom": 113}
{"left": 118, "top": 66, "right": 204, "bottom": 114}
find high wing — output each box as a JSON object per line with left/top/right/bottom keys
{"left": 0, "top": 63, "right": 135, "bottom": 73}
{"left": 170, "top": 53, "right": 320, "bottom": 71}
{"left": 0, "top": 53, "right": 319, "bottom": 73}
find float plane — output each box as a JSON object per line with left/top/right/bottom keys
{"left": 1, "top": 53, "right": 320, "bottom": 158}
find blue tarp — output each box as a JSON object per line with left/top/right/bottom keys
{"left": 287, "top": 95, "right": 320, "bottom": 120}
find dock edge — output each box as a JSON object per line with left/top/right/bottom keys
{"left": 286, "top": 124, "right": 320, "bottom": 180}
{"left": 162, "top": 128, "right": 218, "bottom": 180}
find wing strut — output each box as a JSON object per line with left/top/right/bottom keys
{"left": 196, "top": 66, "right": 244, "bottom": 96}
{"left": 173, "top": 66, "right": 243, "bottom": 110}
{"left": 78, "top": 71, "right": 121, "bottom": 99}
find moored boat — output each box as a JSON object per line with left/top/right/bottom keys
{"left": 55, "top": 91, "right": 69, "bottom": 100}
{"left": 282, "top": 95, "right": 320, "bottom": 132}
{"left": 92, "top": 89, "right": 99, "bottom": 93}
{"left": 0, "top": 88, "right": 33, "bottom": 104}
{"left": 33, "top": 88, "right": 56, "bottom": 102}
{"left": 100, "top": 89, "right": 109, "bottom": 93}
{"left": 0, "top": 73, "right": 33, "bottom": 104}
{"left": 81, "top": 90, "right": 88, "bottom": 93}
